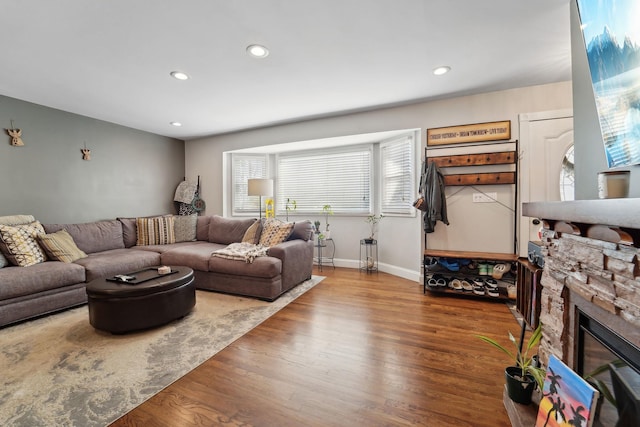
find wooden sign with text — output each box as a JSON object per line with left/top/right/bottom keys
{"left": 427, "top": 120, "right": 511, "bottom": 146}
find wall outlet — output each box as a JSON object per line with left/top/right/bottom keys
{"left": 473, "top": 192, "right": 497, "bottom": 203}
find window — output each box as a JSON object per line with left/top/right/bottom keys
{"left": 380, "top": 135, "right": 415, "bottom": 215}
{"left": 276, "top": 146, "right": 372, "bottom": 214}
{"left": 231, "top": 154, "right": 268, "bottom": 215}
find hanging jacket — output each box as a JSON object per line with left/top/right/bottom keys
{"left": 423, "top": 161, "right": 449, "bottom": 233}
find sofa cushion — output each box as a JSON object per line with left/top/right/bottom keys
{"left": 0, "top": 261, "right": 86, "bottom": 300}
{"left": 161, "top": 242, "right": 225, "bottom": 272}
{"left": 174, "top": 214, "right": 197, "bottom": 242}
{"left": 74, "top": 248, "right": 161, "bottom": 282}
{"left": 37, "top": 229, "right": 88, "bottom": 263}
{"left": 0, "top": 221, "right": 48, "bottom": 267}
{"left": 196, "top": 216, "right": 210, "bottom": 241}
{"left": 259, "top": 218, "right": 294, "bottom": 247}
{"left": 208, "top": 254, "right": 281, "bottom": 279}
{"left": 0, "top": 215, "right": 37, "bottom": 268}
{"left": 117, "top": 217, "right": 138, "bottom": 248}
{"left": 44, "top": 220, "right": 125, "bottom": 254}
{"left": 208, "top": 215, "right": 256, "bottom": 245}
{"left": 136, "top": 216, "right": 175, "bottom": 246}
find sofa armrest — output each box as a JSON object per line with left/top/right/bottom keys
{"left": 267, "top": 239, "right": 314, "bottom": 289}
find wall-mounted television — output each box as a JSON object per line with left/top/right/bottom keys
{"left": 576, "top": 0, "right": 640, "bottom": 168}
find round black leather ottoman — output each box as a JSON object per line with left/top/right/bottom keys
{"left": 86, "top": 266, "right": 195, "bottom": 334}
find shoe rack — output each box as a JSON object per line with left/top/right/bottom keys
{"left": 423, "top": 249, "right": 518, "bottom": 301}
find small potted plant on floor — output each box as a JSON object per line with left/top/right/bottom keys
{"left": 476, "top": 323, "right": 545, "bottom": 405}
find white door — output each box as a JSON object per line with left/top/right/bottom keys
{"left": 518, "top": 110, "right": 574, "bottom": 257}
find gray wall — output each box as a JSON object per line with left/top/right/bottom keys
{"left": 0, "top": 95, "right": 185, "bottom": 223}
{"left": 571, "top": 0, "right": 639, "bottom": 199}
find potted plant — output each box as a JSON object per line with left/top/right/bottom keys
{"left": 321, "top": 204, "right": 333, "bottom": 238}
{"left": 285, "top": 198, "right": 297, "bottom": 222}
{"left": 476, "top": 323, "right": 546, "bottom": 405}
{"left": 364, "top": 214, "right": 384, "bottom": 243}
{"left": 313, "top": 220, "right": 321, "bottom": 234}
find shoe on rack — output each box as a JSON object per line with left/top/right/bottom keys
{"left": 492, "top": 263, "right": 508, "bottom": 279}
{"left": 484, "top": 278, "right": 498, "bottom": 288}
{"left": 486, "top": 286, "right": 500, "bottom": 298}
{"left": 438, "top": 258, "right": 460, "bottom": 272}
{"left": 428, "top": 274, "right": 447, "bottom": 288}
{"left": 449, "top": 277, "right": 463, "bottom": 291}
{"left": 461, "top": 279, "right": 474, "bottom": 292}
{"left": 424, "top": 256, "right": 438, "bottom": 271}
{"left": 473, "top": 283, "right": 485, "bottom": 296}
{"left": 486, "top": 263, "right": 494, "bottom": 276}
{"left": 478, "top": 262, "right": 488, "bottom": 276}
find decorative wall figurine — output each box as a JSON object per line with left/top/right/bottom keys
{"left": 6, "top": 120, "right": 24, "bottom": 146}
{"left": 81, "top": 142, "right": 91, "bottom": 160}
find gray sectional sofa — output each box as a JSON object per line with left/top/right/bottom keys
{"left": 0, "top": 214, "right": 314, "bottom": 328}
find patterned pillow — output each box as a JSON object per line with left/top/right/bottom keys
{"left": 136, "top": 216, "right": 175, "bottom": 245}
{"left": 173, "top": 214, "right": 197, "bottom": 242}
{"left": 0, "top": 214, "right": 36, "bottom": 268}
{"left": 241, "top": 219, "right": 262, "bottom": 244}
{"left": 0, "top": 221, "right": 48, "bottom": 267}
{"left": 37, "top": 229, "right": 88, "bottom": 263}
{"left": 258, "top": 218, "right": 294, "bottom": 247}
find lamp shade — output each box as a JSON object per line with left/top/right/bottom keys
{"left": 247, "top": 178, "right": 273, "bottom": 197}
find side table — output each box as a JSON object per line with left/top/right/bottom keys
{"left": 314, "top": 237, "right": 335, "bottom": 271}
{"left": 360, "top": 239, "right": 378, "bottom": 273}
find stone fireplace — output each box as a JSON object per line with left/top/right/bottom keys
{"left": 523, "top": 199, "right": 640, "bottom": 425}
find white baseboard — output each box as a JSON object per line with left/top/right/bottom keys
{"left": 320, "top": 258, "right": 420, "bottom": 283}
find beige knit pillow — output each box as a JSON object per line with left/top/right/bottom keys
{"left": 258, "top": 219, "right": 294, "bottom": 247}
{"left": 241, "top": 219, "right": 262, "bottom": 244}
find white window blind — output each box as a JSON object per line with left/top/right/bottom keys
{"left": 231, "top": 153, "right": 268, "bottom": 215}
{"left": 276, "top": 146, "right": 372, "bottom": 214}
{"left": 380, "top": 135, "right": 415, "bottom": 215}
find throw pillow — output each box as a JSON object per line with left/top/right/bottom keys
{"left": 0, "top": 221, "right": 48, "bottom": 267}
{"left": 37, "top": 229, "right": 88, "bottom": 263}
{"left": 136, "top": 216, "right": 176, "bottom": 246}
{"left": 173, "top": 214, "right": 198, "bottom": 242}
{"left": 258, "top": 218, "right": 295, "bottom": 247}
{"left": 241, "top": 219, "right": 262, "bottom": 244}
{"left": 0, "top": 214, "right": 36, "bottom": 268}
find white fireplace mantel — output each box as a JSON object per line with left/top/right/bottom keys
{"left": 522, "top": 198, "right": 640, "bottom": 229}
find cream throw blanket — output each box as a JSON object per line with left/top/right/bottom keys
{"left": 211, "top": 242, "right": 269, "bottom": 263}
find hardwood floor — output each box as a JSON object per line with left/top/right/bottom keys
{"left": 111, "top": 268, "right": 522, "bottom": 426}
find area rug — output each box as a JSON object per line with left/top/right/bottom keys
{"left": 0, "top": 276, "right": 324, "bottom": 427}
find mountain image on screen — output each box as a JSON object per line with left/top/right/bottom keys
{"left": 577, "top": 0, "right": 640, "bottom": 168}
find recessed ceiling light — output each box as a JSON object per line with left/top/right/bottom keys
{"left": 170, "top": 71, "right": 190, "bottom": 80}
{"left": 433, "top": 66, "right": 451, "bottom": 76}
{"left": 246, "top": 44, "right": 269, "bottom": 58}
{"left": 170, "top": 121, "right": 182, "bottom": 127}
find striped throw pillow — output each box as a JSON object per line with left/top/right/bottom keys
{"left": 136, "top": 216, "right": 176, "bottom": 246}
{"left": 37, "top": 229, "right": 87, "bottom": 263}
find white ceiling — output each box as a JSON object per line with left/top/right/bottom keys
{"left": 0, "top": 0, "right": 572, "bottom": 141}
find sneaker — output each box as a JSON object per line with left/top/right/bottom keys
{"left": 424, "top": 256, "right": 438, "bottom": 271}
{"left": 486, "top": 287, "right": 500, "bottom": 298}
{"left": 473, "top": 283, "right": 485, "bottom": 296}
{"left": 478, "top": 263, "right": 488, "bottom": 276}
